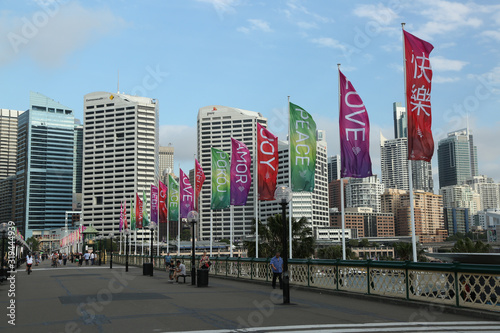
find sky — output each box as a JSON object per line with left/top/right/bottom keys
{"left": 1, "top": 0, "right": 500, "bottom": 190}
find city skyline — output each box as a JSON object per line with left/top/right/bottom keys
{"left": 1, "top": 0, "right": 500, "bottom": 188}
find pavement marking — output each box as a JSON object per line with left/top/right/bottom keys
{"left": 165, "top": 321, "right": 500, "bottom": 333}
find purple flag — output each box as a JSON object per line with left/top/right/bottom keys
{"left": 150, "top": 184, "right": 159, "bottom": 223}
{"left": 339, "top": 69, "right": 373, "bottom": 178}
{"left": 180, "top": 169, "right": 194, "bottom": 218}
{"left": 230, "top": 138, "right": 252, "bottom": 206}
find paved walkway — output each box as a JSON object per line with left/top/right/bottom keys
{"left": 1, "top": 258, "right": 499, "bottom": 333}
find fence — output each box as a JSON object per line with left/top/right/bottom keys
{"left": 113, "top": 254, "right": 500, "bottom": 313}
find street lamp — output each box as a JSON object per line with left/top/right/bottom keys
{"left": 0, "top": 222, "right": 8, "bottom": 270}
{"left": 275, "top": 186, "right": 292, "bottom": 304}
{"left": 124, "top": 229, "right": 131, "bottom": 272}
{"left": 148, "top": 222, "right": 157, "bottom": 276}
{"left": 95, "top": 236, "right": 102, "bottom": 266}
{"left": 187, "top": 211, "right": 199, "bottom": 286}
{"left": 108, "top": 233, "right": 114, "bottom": 269}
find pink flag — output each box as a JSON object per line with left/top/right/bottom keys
{"left": 195, "top": 159, "right": 205, "bottom": 210}
{"left": 123, "top": 201, "right": 128, "bottom": 230}
{"left": 151, "top": 184, "right": 159, "bottom": 223}
{"left": 230, "top": 138, "right": 252, "bottom": 206}
{"left": 159, "top": 180, "right": 168, "bottom": 223}
{"left": 119, "top": 202, "right": 124, "bottom": 231}
{"left": 257, "top": 123, "right": 278, "bottom": 201}
{"left": 339, "top": 69, "right": 373, "bottom": 178}
{"left": 180, "top": 169, "right": 194, "bottom": 218}
{"left": 136, "top": 193, "right": 143, "bottom": 229}
{"left": 404, "top": 29, "right": 434, "bottom": 162}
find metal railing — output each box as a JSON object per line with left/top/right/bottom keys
{"left": 113, "top": 254, "right": 500, "bottom": 313}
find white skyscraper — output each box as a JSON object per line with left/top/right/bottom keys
{"left": 197, "top": 105, "right": 266, "bottom": 241}
{"left": 259, "top": 132, "right": 329, "bottom": 232}
{"left": 440, "top": 184, "right": 480, "bottom": 219}
{"left": 346, "top": 175, "right": 384, "bottom": 213}
{"left": 465, "top": 176, "right": 500, "bottom": 211}
{"left": 82, "top": 92, "right": 159, "bottom": 238}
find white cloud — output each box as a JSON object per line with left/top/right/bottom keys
{"left": 0, "top": 2, "right": 125, "bottom": 67}
{"left": 481, "top": 30, "right": 500, "bottom": 41}
{"left": 311, "top": 37, "right": 346, "bottom": 51}
{"left": 388, "top": 63, "right": 403, "bottom": 73}
{"left": 353, "top": 4, "right": 399, "bottom": 25}
{"left": 474, "top": 122, "right": 500, "bottom": 182}
{"left": 433, "top": 76, "right": 460, "bottom": 83}
{"left": 196, "top": 0, "right": 238, "bottom": 15}
{"left": 296, "top": 21, "right": 318, "bottom": 30}
{"left": 238, "top": 19, "right": 272, "bottom": 34}
{"left": 431, "top": 56, "right": 468, "bottom": 72}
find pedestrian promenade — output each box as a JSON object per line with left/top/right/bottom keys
{"left": 1, "top": 258, "right": 499, "bottom": 333}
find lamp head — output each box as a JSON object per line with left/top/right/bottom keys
{"left": 274, "top": 186, "right": 292, "bottom": 204}
{"left": 187, "top": 210, "right": 199, "bottom": 223}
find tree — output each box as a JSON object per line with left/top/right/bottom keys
{"left": 26, "top": 236, "right": 40, "bottom": 252}
{"left": 245, "top": 215, "right": 315, "bottom": 258}
{"left": 359, "top": 239, "right": 370, "bottom": 247}
{"left": 348, "top": 239, "right": 359, "bottom": 247}
{"left": 393, "top": 242, "right": 427, "bottom": 261}
{"left": 452, "top": 237, "right": 491, "bottom": 253}
{"left": 317, "top": 245, "right": 357, "bottom": 260}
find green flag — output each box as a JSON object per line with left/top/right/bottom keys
{"left": 289, "top": 102, "right": 317, "bottom": 192}
{"left": 211, "top": 147, "right": 230, "bottom": 209}
{"left": 168, "top": 174, "right": 179, "bottom": 221}
{"left": 131, "top": 196, "right": 136, "bottom": 230}
{"left": 142, "top": 190, "right": 150, "bottom": 227}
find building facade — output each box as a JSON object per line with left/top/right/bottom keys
{"left": 443, "top": 207, "right": 469, "bottom": 235}
{"left": 437, "top": 129, "right": 478, "bottom": 188}
{"left": 330, "top": 207, "right": 394, "bottom": 238}
{"left": 464, "top": 175, "right": 500, "bottom": 211}
{"left": 327, "top": 155, "right": 340, "bottom": 183}
{"left": 0, "top": 109, "right": 24, "bottom": 180}
{"left": 15, "top": 92, "right": 75, "bottom": 237}
{"left": 82, "top": 92, "right": 159, "bottom": 239}
{"left": 345, "top": 175, "right": 384, "bottom": 213}
{"left": 159, "top": 145, "right": 174, "bottom": 182}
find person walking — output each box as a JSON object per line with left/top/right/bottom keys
{"left": 199, "top": 251, "right": 210, "bottom": 269}
{"left": 270, "top": 252, "right": 283, "bottom": 289}
{"left": 63, "top": 253, "right": 67, "bottom": 266}
{"left": 26, "top": 253, "right": 33, "bottom": 274}
{"left": 90, "top": 252, "right": 95, "bottom": 265}
{"left": 164, "top": 252, "right": 172, "bottom": 272}
{"left": 84, "top": 251, "right": 90, "bottom": 265}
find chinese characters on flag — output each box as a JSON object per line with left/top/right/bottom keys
{"left": 404, "top": 29, "right": 434, "bottom": 162}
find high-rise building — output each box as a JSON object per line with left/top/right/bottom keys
{"left": 439, "top": 184, "right": 480, "bottom": 221}
{"left": 159, "top": 145, "right": 174, "bottom": 182}
{"left": 443, "top": 207, "right": 470, "bottom": 235}
{"left": 330, "top": 207, "right": 394, "bottom": 238}
{"left": 437, "top": 129, "right": 478, "bottom": 188}
{"left": 328, "top": 179, "right": 347, "bottom": 211}
{"left": 73, "top": 122, "right": 83, "bottom": 210}
{"left": 82, "top": 92, "right": 159, "bottom": 238}
{"left": 393, "top": 102, "right": 407, "bottom": 139}
{"left": 345, "top": 175, "right": 384, "bottom": 213}
{"left": 381, "top": 189, "right": 446, "bottom": 243}
{"left": 0, "top": 109, "right": 24, "bottom": 180}
{"left": 0, "top": 176, "right": 16, "bottom": 224}
{"left": 259, "top": 135, "right": 329, "bottom": 232}
{"left": 15, "top": 92, "right": 75, "bottom": 237}
{"left": 327, "top": 155, "right": 340, "bottom": 183}
{"left": 197, "top": 105, "right": 266, "bottom": 241}
{"left": 465, "top": 175, "right": 500, "bottom": 211}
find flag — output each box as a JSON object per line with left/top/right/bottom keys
{"left": 404, "top": 29, "right": 434, "bottom": 162}
{"left": 230, "top": 138, "right": 252, "bottom": 205}
{"left": 136, "top": 193, "right": 143, "bottom": 229}
{"left": 257, "top": 123, "right": 278, "bottom": 201}
{"left": 168, "top": 174, "right": 179, "bottom": 222}
{"left": 195, "top": 158, "right": 205, "bottom": 209}
{"left": 119, "top": 202, "right": 124, "bottom": 232}
{"left": 123, "top": 200, "right": 128, "bottom": 230}
{"left": 159, "top": 180, "right": 168, "bottom": 223}
{"left": 339, "top": 69, "right": 373, "bottom": 178}
{"left": 180, "top": 169, "right": 194, "bottom": 218}
{"left": 142, "top": 190, "right": 150, "bottom": 227}
{"left": 151, "top": 184, "right": 159, "bottom": 223}
{"left": 131, "top": 196, "right": 136, "bottom": 230}
{"left": 211, "top": 147, "right": 230, "bottom": 209}
{"left": 289, "top": 102, "right": 316, "bottom": 192}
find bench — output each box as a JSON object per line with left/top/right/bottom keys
{"left": 177, "top": 273, "right": 190, "bottom": 284}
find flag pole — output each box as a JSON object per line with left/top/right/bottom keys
{"left": 338, "top": 63, "right": 346, "bottom": 261}
{"left": 230, "top": 205, "right": 234, "bottom": 257}
{"left": 254, "top": 125, "right": 259, "bottom": 258}
{"left": 287, "top": 95, "right": 293, "bottom": 259}
{"left": 178, "top": 165, "right": 181, "bottom": 256}
{"left": 402, "top": 22, "right": 418, "bottom": 262}
{"left": 210, "top": 210, "right": 213, "bottom": 256}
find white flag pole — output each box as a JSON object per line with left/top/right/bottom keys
{"left": 338, "top": 64, "right": 347, "bottom": 261}
{"left": 210, "top": 210, "right": 213, "bottom": 256}
{"left": 230, "top": 205, "right": 234, "bottom": 257}
{"left": 402, "top": 22, "right": 418, "bottom": 262}
{"left": 254, "top": 125, "right": 259, "bottom": 258}
{"left": 288, "top": 96, "right": 293, "bottom": 259}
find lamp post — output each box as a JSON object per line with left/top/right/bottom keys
{"left": 96, "top": 236, "right": 102, "bottom": 266}
{"left": 148, "top": 222, "right": 157, "bottom": 276}
{"left": 275, "top": 186, "right": 292, "bottom": 304}
{"left": 187, "top": 211, "right": 199, "bottom": 286}
{"left": 108, "top": 233, "right": 114, "bottom": 269}
{"left": 0, "top": 222, "right": 8, "bottom": 269}
{"left": 124, "top": 229, "right": 131, "bottom": 272}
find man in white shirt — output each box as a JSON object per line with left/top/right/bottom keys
{"left": 84, "top": 251, "right": 90, "bottom": 265}
{"left": 90, "top": 252, "right": 95, "bottom": 265}
{"left": 26, "top": 253, "right": 33, "bottom": 274}
{"left": 173, "top": 260, "right": 186, "bottom": 283}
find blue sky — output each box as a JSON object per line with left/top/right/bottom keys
{"left": 1, "top": 0, "right": 500, "bottom": 188}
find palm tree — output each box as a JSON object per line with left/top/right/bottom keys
{"left": 452, "top": 237, "right": 491, "bottom": 253}
{"left": 393, "top": 242, "right": 427, "bottom": 261}
{"left": 317, "top": 245, "right": 357, "bottom": 260}
{"left": 245, "top": 215, "right": 315, "bottom": 258}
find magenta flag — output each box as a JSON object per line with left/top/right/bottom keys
{"left": 159, "top": 180, "right": 168, "bottom": 223}
{"left": 150, "top": 184, "right": 159, "bottom": 223}
{"left": 339, "top": 69, "right": 373, "bottom": 178}
{"left": 179, "top": 169, "right": 194, "bottom": 218}
{"left": 119, "top": 202, "right": 124, "bottom": 231}
{"left": 230, "top": 138, "right": 252, "bottom": 206}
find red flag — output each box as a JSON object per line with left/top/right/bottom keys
{"left": 136, "top": 193, "right": 143, "bottom": 229}
{"left": 159, "top": 180, "right": 168, "bottom": 223}
{"left": 195, "top": 158, "right": 205, "bottom": 209}
{"left": 404, "top": 29, "right": 434, "bottom": 162}
{"left": 123, "top": 201, "right": 128, "bottom": 230}
{"left": 119, "top": 202, "right": 124, "bottom": 232}
{"left": 257, "top": 123, "right": 278, "bottom": 201}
